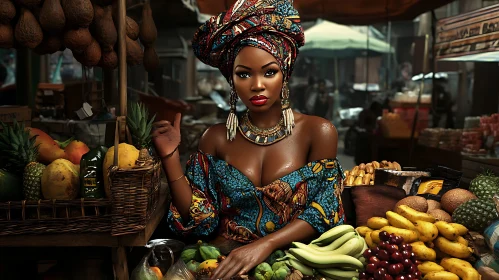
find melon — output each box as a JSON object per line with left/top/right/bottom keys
{"left": 103, "top": 143, "right": 139, "bottom": 198}
{"left": 395, "top": 196, "right": 428, "bottom": 213}
{"left": 440, "top": 189, "right": 477, "bottom": 214}
{"left": 41, "top": 158, "right": 79, "bottom": 200}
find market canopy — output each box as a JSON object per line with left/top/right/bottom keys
{"left": 194, "top": 0, "right": 455, "bottom": 25}
{"left": 300, "top": 20, "right": 394, "bottom": 58}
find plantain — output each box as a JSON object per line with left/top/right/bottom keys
{"left": 355, "top": 226, "right": 372, "bottom": 237}
{"left": 288, "top": 248, "right": 364, "bottom": 269}
{"left": 414, "top": 220, "right": 439, "bottom": 242}
{"left": 395, "top": 204, "right": 436, "bottom": 223}
{"left": 450, "top": 223, "right": 469, "bottom": 236}
{"left": 317, "top": 268, "right": 360, "bottom": 280}
{"left": 418, "top": 261, "right": 445, "bottom": 275}
{"left": 366, "top": 217, "right": 390, "bottom": 230}
{"left": 440, "top": 258, "right": 480, "bottom": 280}
{"left": 380, "top": 226, "right": 419, "bottom": 243}
{"left": 411, "top": 241, "right": 437, "bottom": 261}
{"left": 311, "top": 232, "right": 357, "bottom": 252}
{"left": 311, "top": 224, "right": 355, "bottom": 245}
{"left": 423, "top": 271, "right": 459, "bottom": 280}
{"left": 435, "top": 221, "right": 459, "bottom": 241}
{"left": 386, "top": 210, "right": 416, "bottom": 231}
{"left": 434, "top": 237, "right": 472, "bottom": 259}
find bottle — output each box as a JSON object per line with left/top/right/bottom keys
{"left": 80, "top": 146, "right": 108, "bottom": 199}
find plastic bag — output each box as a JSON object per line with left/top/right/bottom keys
{"left": 130, "top": 248, "right": 160, "bottom": 280}
{"left": 164, "top": 259, "right": 195, "bottom": 280}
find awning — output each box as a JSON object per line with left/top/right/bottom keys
{"left": 435, "top": 4, "right": 499, "bottom": 62}
{"left": 195, "top": 0, "right": 454, "bottom": 25}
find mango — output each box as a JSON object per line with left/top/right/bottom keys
{"left": 185, "top": 260, "right": 200, "bottom": 273}
{"left": 199, "top": 244, "right": 221, "bottom": 261}
{"left": 272, "top": 266, "right": 290, "bottom": 280}
{"left": 196, "top": 259, "right": 219, "bottom": 278}
{"left": 180, "top": 248, "right": 197, "bottom": 263}
{"left": 41, "top": 158, "right": 79, "bottom": 199}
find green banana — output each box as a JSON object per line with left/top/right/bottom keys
{"left": 358, "top": 256, "right": 367, "bottom": 266}
{"left": 311, "top": 225, "right": 355, "bottom": 245}
{"left": 287, "top": 258, "right": 315, "bottom": 276}
{"left": 311, "top": 232, "right": 357, "bottom": 252}
{"left": 288, "top": 248, "right": 364, "bottom": 270}
{"left": 332, "top": 236, "right": 363, "bottom": 256}
{"left": 317, "top": 268, "right": 360, "bottom": 280}
{"left": 354, "top": 235, "right": 368, "bottom": 259}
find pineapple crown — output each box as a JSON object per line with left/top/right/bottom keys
{"left": 0, "top": 120, "right": 40, "bottom": 176}
{"left": 127, "top": 102, "right": 156, "bottom": 150}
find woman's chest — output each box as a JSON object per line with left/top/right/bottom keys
{"left": 220, "top": 138, "right": 309, "bottom": 188}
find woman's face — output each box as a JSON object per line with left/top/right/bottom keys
{"left": 232, "top": 46, "right": 283, "bottom": 112}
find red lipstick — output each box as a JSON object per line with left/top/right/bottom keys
{"left": 250, "top": 95, "right": 268, "bottom": 106}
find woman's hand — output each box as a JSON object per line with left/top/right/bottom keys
{"left": 151, "top": 113, "right": 182, "bottom": 159}
{"left": 211, "top": 239, "right": 274, "bottom": 280}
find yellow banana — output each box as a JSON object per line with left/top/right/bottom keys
{"left": 418, "top": 261, "right": 445, "bottom": 275}
{"left": 450, "top": 223, "right": 469, "bottom": 236}
{"left": 395, "top": 204, "right": 436, "bottom": 223}
{"left": 288, "top": 248, "right": 364, "bottom": 269}
{"left": 423, "top": 271, "right": 459, "bottom": 280}
{"left": 370, "top": 230, "right": 382, "bottom": 244}
{"left": 434, "top": 237, "right": 472, "bottom": 259}
{"left": 435, "top": 221, "right": 459, "bottom": 241}
{"left": 414, "top": 220, "right": 439, "bottom": 242}
{"left": 386, "top": 210, "right": 416, "bottom": 231}
{"left": 355, "top": 226, "right": 372, "bottom": 237}
{"left": 411, "top": 241, "right": 437, "bottom": 261}
{"left": 440, "top": 258, "right": 480, "bottom": 280}
{"left": 365, "top": 231, "right": 377, "bottom": 249}
{"left": 366, "top": 217, "right": 390, "bottom": 230}
{"left": 456, "top": 236, "right": 469, "bottom": 247}
{"left": 380, "top": 226, "right": 419, "bottom": 243}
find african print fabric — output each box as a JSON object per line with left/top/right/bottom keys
{"left": 168, "top": 151, "right": 345, "bottom": 244}
{"left": 192, "top": 0, "right": 305, "bottom": 81}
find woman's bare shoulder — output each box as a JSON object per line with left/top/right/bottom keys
{"left": 198, "top": 123, "right": 227, "bottom": 155}
{"left": 296, "top": 113, "right": 338, "bottom": 159}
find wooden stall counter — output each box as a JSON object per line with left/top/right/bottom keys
{"left": 0, "top": 184, "right": 169, "bottom": 280}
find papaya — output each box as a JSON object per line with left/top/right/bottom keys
{"left": 185, "top": 260, "right": 200, "bottom": 273}
{"left": 199, "top": 244, "right": 221, "bottom": 261}
{"left": 180, "top": 248, "right": 197, "bottom": 263}
{"left": 196, "top": 259, "right": 219, "bottom": 278}
{"left": 272, "top": 266, "right": 290, "bottom": 280}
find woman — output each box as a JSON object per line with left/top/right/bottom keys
{"left": 152, "top": 0, "right": 345, "bottom": 278}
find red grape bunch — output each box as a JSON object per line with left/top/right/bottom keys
{"left": 360, "top": 231, "right": 422, "bottom": 280}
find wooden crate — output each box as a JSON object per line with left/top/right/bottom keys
{"left": 461, "top": 156, "right": 499, "bottom": 188}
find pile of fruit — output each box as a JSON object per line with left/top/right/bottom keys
{"left": 362, "top": 231, "right": 420, "bottom": 279}
{"left": 344, "top": 160, "right": 401, "bottom": 187}
{"left": 0, "top": 0, "right": 159, "bottom": 72}
{"left": 280, "top": 225, "right": 367, "bottom": 279}
{"left": 0, "top": 102, "right": 155, "bottom": 203}
{"left": 180, "top": 240, "right": 226, "bottom": 278}
{"left": 356, "top": 201, "right": 481, "bottom": 279}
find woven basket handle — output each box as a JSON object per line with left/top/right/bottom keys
{"left": 113, "top": 116, "right": 134, "bottom": 167}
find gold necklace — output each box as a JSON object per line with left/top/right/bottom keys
{"left": 238, "top": 111, "right": 288, "bottom": 146}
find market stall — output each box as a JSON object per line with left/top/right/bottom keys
{"left": 0, "top": 0, "right": 166, "bottom": 279}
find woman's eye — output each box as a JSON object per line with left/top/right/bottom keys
{"left": 236, "top": 72, "right": 250, "bottom": 78}
{"left": 265, "top": 69, "right": 277, "bottom": 77}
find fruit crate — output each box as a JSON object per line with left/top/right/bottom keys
{"left": 0, "top": 199, "right": 112, "bottom": 235}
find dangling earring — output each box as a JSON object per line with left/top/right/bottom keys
{"left": 226, "top": 84, "right": 239, "bottom": 141}
{"left": 281, "top": 82, "right": 294, "bottom": 135}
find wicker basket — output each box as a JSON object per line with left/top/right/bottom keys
{"left": 108, "top": 117, "right": 162, "bottom": 236}
{"left": 0, "top": 199, "right": 111, "bottom": 235}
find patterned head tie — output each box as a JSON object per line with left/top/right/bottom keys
{"left": 192, "top": 0, "right": 305, "bottom": 82}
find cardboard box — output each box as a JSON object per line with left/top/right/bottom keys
{"left": 0, "top": 106, "right": 32, "bottom": 126}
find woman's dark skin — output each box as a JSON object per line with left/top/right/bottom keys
{"left": 152, "top": 47, "right": 339, "bottom": 279}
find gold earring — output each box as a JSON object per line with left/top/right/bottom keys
{"left": 281, "top": 82, "right": 294, "bottom": 135}
{"left": 226, "top": 86, "right": 238, "bottom": 141}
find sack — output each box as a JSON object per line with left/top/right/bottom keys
{"left": 351, "top": 185, "right": 406, "bottom": 226}
{"left": 164, "top": 259, "right": 195, "bottom": 280}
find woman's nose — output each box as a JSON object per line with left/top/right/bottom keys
{"left": 251, "top": 77, "right": 265, "bottom": 91}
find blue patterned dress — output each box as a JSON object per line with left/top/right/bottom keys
{"left": 168, "top": 151, "right": 345, "bottom": 244}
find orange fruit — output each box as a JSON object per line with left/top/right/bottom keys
{"left": 150, "top": 266, "right": 163, "bottom": 279}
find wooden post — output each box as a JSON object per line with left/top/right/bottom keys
{"left": 118, "top": 0, "right": 127, "bottom": 142}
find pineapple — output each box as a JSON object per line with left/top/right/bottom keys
{"left": 0, "top": 120, "right": 46, "bottom": 200}
{"left": 127, "top": 102, "right": 156, "bottom": 166}
{"left": 469, "top": 171, "right": 499, "bottom": 200}
{"left": 452, "top": 198, "right": 498, "bottom": 232}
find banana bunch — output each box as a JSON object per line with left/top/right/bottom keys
{"left": 356, "top": 204, "right": 481, "bottom": 279}
{"left": 344, "top": 160, "right": 402, "bottom": 187}
{"left": 278, "top": 225, "right": 367, "bottom": 280}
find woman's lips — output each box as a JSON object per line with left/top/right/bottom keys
{"left": 250, "top": 95, "right": 268, "bottom": 106}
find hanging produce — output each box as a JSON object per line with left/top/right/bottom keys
{"left": 63, "top": 27, "right": 92, "bottom": 52}
{"left": 39, "top": 0, "right": 66, "bottom": 34}
{"left": 15, "top": 8, "right": 43, "bottom": 49}
{"left": 139, "top": 0, "right": 159, "bottom": 72}
{"left": 74, "top": 38, "right": 102, "bottom": 67}
{"left": 16, "top": 0, "right": 42, "bottom": 9}
{"left": 126, "top": 16, "right": 139, "bottom": 41}
{"left": 92, "top": 5, "right": 117, "bottom": 51}
{"left": 126, "top": 36, "right": 143, "bottom": 66}
{"left": 0, "top": 24, "right": 14, "bottom": 49}
{"left": 0, "top": 0, "right": 16, "bottom": 24}
{"left": 61, "top": 0, "right": 94, "bottom": 28}
{"left": 33, "top": 34, "right": 64, "bottom": 55}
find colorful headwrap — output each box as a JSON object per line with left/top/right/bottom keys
{"left": 192, "top": 0, "right": 305, "bottom": 82}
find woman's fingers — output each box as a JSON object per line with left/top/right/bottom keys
{"left": 173, "top": 113, "right": 182, "bottom": 130}
{"left": 211, "top": 256, "right": 242, "bottom": 280}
